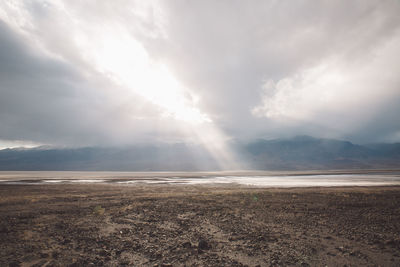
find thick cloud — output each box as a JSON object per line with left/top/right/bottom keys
{"left": 0, "top": 0, "right": 400, "bottom": 148}
{"left": 156, "top": 0, "right": 400, "bottom": 142}
{"left": 0, "top": 19, "right": 185, "bottom": 147}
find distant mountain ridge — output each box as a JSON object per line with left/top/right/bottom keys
{"left": 0, "top": 136, "right": 399, "bottom": 171}
{"left": 0, "top": 144, "right": 218, "bottom": 171}
{"left": 242, "top": 135, "right": 400, "bottom": 170}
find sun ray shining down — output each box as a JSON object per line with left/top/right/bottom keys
{"left": 76, "top": 27, "right": 241, "bottom": 170}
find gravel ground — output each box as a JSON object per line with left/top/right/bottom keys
{"left": 1, "top": 184, "right": 400, "bottom": 266}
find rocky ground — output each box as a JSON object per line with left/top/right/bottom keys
{"left": 1, "top": 184, "right": 400, "bottom": 266}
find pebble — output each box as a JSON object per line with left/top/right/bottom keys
{"left": 198, "top": 239, "right": 210, "bottom": 251}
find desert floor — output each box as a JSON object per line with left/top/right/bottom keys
{"left": 1, "top": 184, "right": 400, "bottom": 266}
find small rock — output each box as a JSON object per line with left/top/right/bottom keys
{"left": 51, "top": 251, "right": 59, "bottom": 259}
{"left": 99, "top": 250, "right": 107, "bottom": 256}
{"left": 198, "top": 239, "right": 210, "bottom": 251}
{"left": 182, "top": 241, "right": 192, "bottom": 248}
{"left": 40, "top": 252, "right": 49, "bottom": 258}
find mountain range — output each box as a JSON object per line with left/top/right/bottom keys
{"left": 241, "top": 135, "right": 400, "bottom": 170}
{"left": 0, "top": 136, "right": 399, "bottom": 171}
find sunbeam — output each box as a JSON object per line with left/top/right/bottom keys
{"left": 74, "top": 26, "right": 240, "bottom": 169}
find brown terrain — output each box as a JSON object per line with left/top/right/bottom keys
{"left": 1, "top": 184, "right": 400, "bottom": 266}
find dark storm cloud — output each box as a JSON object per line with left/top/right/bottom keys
{"left": 0, "top": 20, "right": 175, "bottom": 146}
{"left": 0, "top": 21, "right": 94, "bottom": 145}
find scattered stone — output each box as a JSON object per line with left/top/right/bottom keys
{"left": 40, "top": 252, "right": 49, "bottom": 258}
{"left": 51, "top": 251, "right": 59, "bottom": 259}
{"left": 182, "top": 241, "right": 192, "bottom": 248}
{"left": 198, "top": 239, "right": 210, "bottom": 251}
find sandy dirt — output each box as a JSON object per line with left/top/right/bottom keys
{"left": 1, "top": 184, "right": 400, "bottom": 266}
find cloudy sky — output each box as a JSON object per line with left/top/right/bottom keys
{"left": 1, "top": 0, "right": 400, "bottom": 150}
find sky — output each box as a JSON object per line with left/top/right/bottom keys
{"left": 1, "top": 0, "right": 400, "bottom": 152}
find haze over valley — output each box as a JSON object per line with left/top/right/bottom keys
{"left": 1, "top": 136, "right": 399, "bottom": 171}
